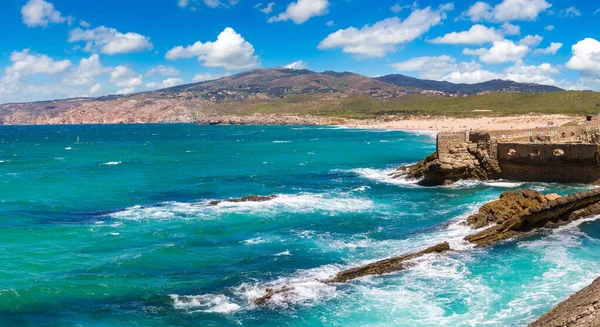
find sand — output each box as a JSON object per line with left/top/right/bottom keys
{"left": 342, "top": 114, "right": 577, "bottom": 132}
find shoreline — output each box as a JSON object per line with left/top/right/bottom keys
{"left": 0, "top": 113, "right": 580, "bottom": 132}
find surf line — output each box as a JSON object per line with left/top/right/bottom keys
{"left": 254, "top": 188, "right": 600, "bottom": 305}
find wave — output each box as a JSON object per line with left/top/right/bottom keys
{"left": 101, "top": 161, "right": 121, "bottom": 166}
{"left": 110, "top": 193, "right": 374, "bottom": 221}
{"left": 170, "top": 294, "right": 241, "bottom": 313}
{"left": 272, "top": 140, "right": 292, "bottom": 143}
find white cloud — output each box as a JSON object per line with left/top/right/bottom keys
{"left": 146, "top": 78, "right": 185, "bottom": 89}
{"left": 391, "top": 4, "right": 409, "bottom": 13}
{"left": 504, "top": 61, "right": 558, "bottom": 84}
{"left": 519, "top": 34, "right": 543, "bottom": 47}
{"left": 544, "top": 25, "right": 555, "bottom": 31}
{"left": 463, "top": 39, "right": 529, "bottom": 64}
{"left": 178, "top": 0, "right": 190, "bottom": 8}
{"left": 391, "top": 55, "right": 483, "bottom": 80}
{"left": 3, "top": 49, "right": 71, "bottom": 82}
{"left": 443, "top": 70, "right": 504, "bottom": 83}
{"left": 62, "top": 54, "right": 110, "bottom": 86}
{"left": 178, "top": 0, "right": 239, "bottom": 9}
{"left": 165, "top": 27, "right": 259, "bottom": 70}
{"left": 116, "top": 87, "right": 136, "bottom": 95}
{"left": 68, "top": 26, "right": 153, "bottom": 55}
{"left": 595, "top": 9, "right": 600, "bottom": 15}
{"left": 559, "top": 6, "right": 581, "bottom": 17}
{"left": 145, "top": 65, "right": 180, "bottom": 76}
{"left": 429, "top": 24, "right": 503, "bottom": 45}
{"left": 464, "top": 0, "right": 551, "bottom": 22}
{"left": 255, "top": 2, "right": 275, "bottom": 14}
{"left": 80, "top": 20, "right": 91, "bottom": 28}
{"left": 192, "top": 72, "right": 231, "bottom": 82}
{"left": 534, "top": 42, "right": 562, "bottom": 54}
{"left": 21, "top": 0, "right": 66, "bottom": 27}
{"left": 268, "top": 0, "right": 329, "bottom": 24}
{"left": 501, "top": 22, "right": 520, "bottom": 35}
{"left": 109, "top": 66, "right": 143, "bottom": 88}
{"left": 284, "top": 60, "right": 308, "bottom": 69}
{"left": 89, "top": 83, "right": 103, "bottom": 95}
{"left": 326, "top": 20, "right": 335, "bottom": 26}
{"left": 318, "top": 4, "right": 453, "bottom": 58}
{"left": 566, "top": 38, "right": 600, "bottom": 77}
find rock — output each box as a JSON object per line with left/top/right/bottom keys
{"left": 528, "top": 276, "right": 600, "bottom": 327}
{"left": 209, "top": 195, "right": 278, "bottom": 206}
{"left": 326, "top": 242, "right": 451, "bottom": 284}
{"left": 545, "top": 193, "right": 561, "bottom": 201}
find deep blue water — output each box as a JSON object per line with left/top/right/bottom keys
{"left": 0, "top": 124, "right": 598, "bottom": 327}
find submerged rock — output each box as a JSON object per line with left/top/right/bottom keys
{"left": 208, "top": 195, "right": 278, "bottom": 206}
{"left": 327, "top": 242, "right": 451, "bottom": 283}
{"left": 528, "top": 276, "right": 600, "bottom": 327}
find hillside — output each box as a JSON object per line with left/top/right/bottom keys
{"left": 376, "top": 74, "right": 564, "bottom": 94}
{"left": 0, "top": 68, "right": 594, "bottom": 125}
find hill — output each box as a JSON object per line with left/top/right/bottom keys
{"left": 375, "top": 74, "right": 564, "bottom": 95}
{"left": 0, "top": 68, "right": 594, "bottom": 125}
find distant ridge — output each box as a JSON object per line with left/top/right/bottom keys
{"left": 375, "top": 73, "right": 563, "bottom": 95}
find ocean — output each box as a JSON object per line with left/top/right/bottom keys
{"left": 0, "top": 124, "right": 599, "bottom": 327}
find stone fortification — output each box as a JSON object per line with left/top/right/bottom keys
{"left": 393, "top": 127, "right": 600, "bottom": 185}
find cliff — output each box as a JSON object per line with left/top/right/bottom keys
{"left": 529, "top": 276, "right": 600, "bottom": 327}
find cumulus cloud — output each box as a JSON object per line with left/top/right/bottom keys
{"left": 62, "top": 54, "right": 111, "bottom": 86}
{"left": 443, "top": 70, "right": 504, "bottom": 83}
{"left": 21, "top": 0, "right": 66, "bottom": 27}
{"left": 89, "top": 83, "right": 103, "bottom": 95}
{"left": 255, "top": 2, "right": 275, "bottom": 14}
{"left": 68, "top": 26, "right": 153, "bottom": 55}
{"left": 3, "top": 49, "right": 71, "bottom": 83}
{"left": 504, "top": 61, "right": 558, "bottom": 84}
{"left": 519, "top": 34, "right": 543, "bottom": 47}
{"left": 268, "top": 0, "right": 329, "bottom": 24}
{"left": 390, "top": 4, "right": 410, "bottom": 13}
{"left": 463, "top": 39, "right": 530, "bottom": 64}
{"left": 145, "top": 65, "right": 180, "bottom": 77}
{"left": 116, "top": 87, "right": 136, "bottom": 95}
{"left": 109, "top": 66, "right": 143, "bottom": 88}
{"left": 165, "top": 27, "right": 259, "bottom": 70}
{"left": 501, "top": 22, "right": 520, "bottom": 35}
{"left": 391, "top": 55, "right": 483, "bottom": 80}
{"left": 318, "top": 4, "right": 453, "bottom": 58}
{"left": 192, "top": 72, "right": 231, "bottom": 82}
{"left": 178, "top": 0, "right": 239, "bottom": 9}
{"left": 429, "top": 24, "right": 503, "bottom": 45}
{"left": 544, "top": 25, "right": 555, "bottom": 31}
{"left": 146, "top": 78, "right": 185, "bottom": 89}
{"left": 284, "top": 60, "right": 308, "bottom": 69}
{"left": 566, "top": 38, "right": 600, "bottom": 77}
{"left": 534, "top": 42, "right": 563, "bottom": 54}
{"left": 464, "top": 0, "right": 551, "bottom": 22}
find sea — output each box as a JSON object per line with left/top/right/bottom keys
{"left": 0, "top": 124, "right": 599, "bottom": 327}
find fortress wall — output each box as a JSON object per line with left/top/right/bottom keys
{"left": 497, "top": 143, "right": 600, "bottom": 183}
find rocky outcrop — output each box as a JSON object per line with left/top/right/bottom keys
{"left": 528, "top": 276, "right": 600, "bottom": 327}
{"left": 208, "top": 195, "right": 278, "bottom": 206}
{"left": 253, "top": 188, "right": 600, "bottom": 305}
{"left": 327, "top": 242, "right": 450, "bottom": 283}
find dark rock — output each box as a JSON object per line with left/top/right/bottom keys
{"left": 209, "top": 195, "right": 278, "bottom": 206}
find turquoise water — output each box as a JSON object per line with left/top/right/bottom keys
{"left": 0, "top": 124, "right": 599, "bottom": 327}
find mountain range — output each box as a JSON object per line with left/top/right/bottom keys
{"left": 0, "top": 68, "right": 591, "bottom": 125}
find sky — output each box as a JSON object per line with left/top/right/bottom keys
{"left": 1, "top": 0, "right": 600, "bottom": 103}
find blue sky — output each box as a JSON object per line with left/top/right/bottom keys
{"left": 1, "top": 0, "right": 600, "bottom": 103}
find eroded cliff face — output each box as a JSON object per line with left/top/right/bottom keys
{"left": 528, "top": 276, "right": 600, "bottom": 327}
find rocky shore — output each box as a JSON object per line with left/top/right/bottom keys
{"left": 529, "top": 276, "right": 600, "bottom": 327}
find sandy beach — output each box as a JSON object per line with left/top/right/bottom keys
{"left": 342, "top": 114, "right": 578, "bottom": 132}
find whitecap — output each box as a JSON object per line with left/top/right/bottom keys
{"left": 65, "top": 147, "right": 72, "bottom": 150}
{"left": 243, "top": 237, "right": 268, "bottom": 245}
{"left": 272, "top": 140, "right": 292, "bottom": 143}
{"left": 170, "top": 294, "right": 241, "bottom": 313}
{"left": 101, "top": 161, "right": 121, "bottom": 166}
{"left": 274, "top": 250, "right": 291, "bottom": 256}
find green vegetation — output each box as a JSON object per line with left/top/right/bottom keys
{"left": 247, "top": 91, "right": 600, "bottom": 118}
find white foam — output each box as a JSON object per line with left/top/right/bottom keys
{"left": 65, "top": 147, "right": 72, "bottom": 150}
{"left": 170, "top": 294, "right": 241, "bottom": 313}
{"left": 101, "top": 161, "right": 121, "bottom": 166}
{"left": 242, "top": 237, "right": 268, "bottom": 245}
{"left": 110, "top": 193, "right": 374, "bottom": 221}
{"left": 274, "top": 250, "right": 291, "bottom": 256}
{"left": 348, "top": 168, "right": 421, "bottom": 187}
{"left": 272, "top": 140, "right": 292, "bottom": 143}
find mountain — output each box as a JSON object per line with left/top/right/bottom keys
{"left": 0, "top": 68, "right": 586, "bottom": 125}
{"left": 375, "top": 74, "right": 564, "bottom": 94}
